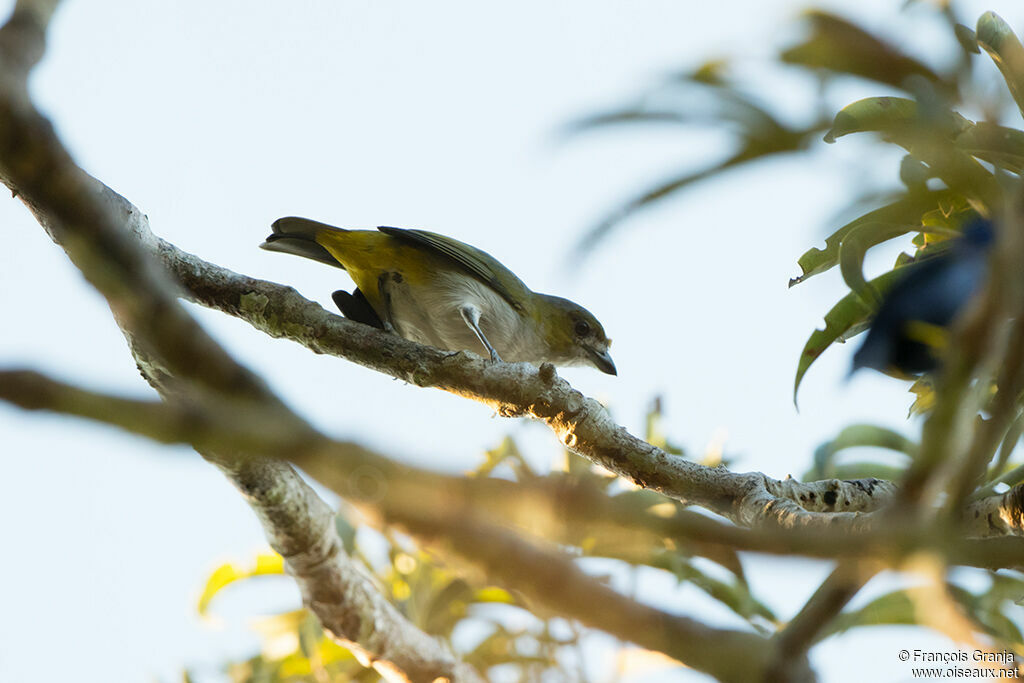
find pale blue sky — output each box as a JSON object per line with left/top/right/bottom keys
{"left": 2, "top": 1, "right": 1023, "bottom": 681}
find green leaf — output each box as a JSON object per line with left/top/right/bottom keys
{"left": 790, "top": 190, "right": 952, "bottom": 286}
{"left": 954, "top": 121, "right": 1024, "bottom": 173}
{"left": 670, "top": 557, "right": 776, "bottom": 626}
{"left": 297, "top": 612, "right": 322, "bottom": 660}
{"left": 829, "top": 423, "right": 917, "bottom": 457}
{"left": 908, "top": 377, "right": 936, "bottom": 416}
{"left": 837, "top": 222, "right": 911, "bottom": 306}
{"left": 954, "top": 24, "right": 982, "bottom": 55}
{"left": 899, "top": 155, "right": 933, "bottom": 191}
{"left": 473, "top": 586, "right": 516, "bottom": 604}
{"left": 565, "top": 109, "right": 694, "bottom": 133}
{"left": 993, "top": 413, "right": 1024, "bottom": 476}
{"left": 805, "top": 462, "right": 908, "bottom": 481}
{"left": 824, "top": 590, "right": 917, "bottom": 636}
{"left": 825, "top": 96, "right": 997, "bottom": 211}
{"left": 825, "top": 96, "right": 918, "bottom": 143}
{"left": 808, "top": 423, "right": 915, "bottom": 479}
{"left": 824, "top": 96, "right": 971, "bottom": 144}
{"left": 794, "top": 267, "right": 907, "bottom": 403}
{"left": 947, "top": 579, "right": 1024, "bottom": 645}
{"left": 807, "top": 423, "right": 915, "bottom": 479}
{"left": 975, "top": 419, "right": 1024, "bottom": 498}
{"left": 198, "top": 553, "right": 285, "bottom": 616}
{"left": 781, "top": 11, "right": 947, "bottom": 92}
{"left": 985, "top": 572, "right": 1024, "bottom": 607}
{"left": 825, "top": 580, "right": 1024, "bottom": 644}
{"left": 977, "top": 12, "right": 1024, "bottom": 119}
{"left": 686, "top": 58, "right": 731, "bottom": 85}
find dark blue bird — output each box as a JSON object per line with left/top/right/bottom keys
{"left": 852, "top": 218, "right": 994, "bottom": 376}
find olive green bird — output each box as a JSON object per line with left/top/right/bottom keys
{"left": 261, "top": 217, "right": 616, "bottom": 375}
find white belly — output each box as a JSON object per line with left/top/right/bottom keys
{"left": 386, "top": 271, "right": 546, "bottom": 362}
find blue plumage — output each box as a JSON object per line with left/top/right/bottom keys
{"left": 851, "top": 218, "right": 993, "bottom": 375}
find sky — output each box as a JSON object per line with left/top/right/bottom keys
{"left": 2, "top": 1, "right": 1024, "bottom": 681}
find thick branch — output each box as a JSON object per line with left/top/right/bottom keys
{"left": 6, "top": 368, "right": 1024, "bottom": 571}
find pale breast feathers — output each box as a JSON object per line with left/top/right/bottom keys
{"left": 387, "top": 270, "right": 544, "bottom": 362}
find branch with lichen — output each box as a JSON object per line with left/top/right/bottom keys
{"left": 7, "top": 365, "right": 1024, "bottom": 681}
{"left": 4, "top": 367, "right": 1024, "bottom": 569}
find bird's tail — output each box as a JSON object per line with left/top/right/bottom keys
{"left": 260, "top": 217, "right": 349, "bottom": 269}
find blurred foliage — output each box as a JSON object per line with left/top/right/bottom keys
{"left": 823, "top": 571, "right": 1024, "bottom": 650}
{"left": 564, "top": 7, "right": 972, "bottom": 254}
{"left": 566, "top": 4, "right": 1022, "bottom": 396}
{"left": 805, "top": 423, "right": 916, "bottom": 481}
{"left": 190, "top": 399, "right": 775, "bottom": 681}
{"left": 193, "top": 518, "right": 575, "bottom": 682}
{"left": 573, "top": 2, "right": 1024, "bottom": 481}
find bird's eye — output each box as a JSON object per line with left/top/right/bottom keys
{"left": 574, "top": 320, "right": 591, "bottom": 337}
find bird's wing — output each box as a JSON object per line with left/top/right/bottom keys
{"left": 376, "top": 226, "right": 528, "bottom": 311}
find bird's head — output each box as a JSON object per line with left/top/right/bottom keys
{"left": 533, "top": 294, "right": 616, "bottom": 375}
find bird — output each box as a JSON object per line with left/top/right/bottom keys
{"left": 260, "top": 217, "right": 617, "bottom": 375}
{"left": 851, "top": 217, "right": 993, "bottom": 376}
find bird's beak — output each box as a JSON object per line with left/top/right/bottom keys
{"left": 588, "top": 347, "right": 617, "bottom": 376}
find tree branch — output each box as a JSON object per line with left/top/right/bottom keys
{"left": 5, "top": 367, "right": 1024, "bottom": 571}
{"left": 3, "top": 364, "right": 809, "bottom": 680}
{"left": 372, "top": 500, "right": 809, "bottom": 683}
{"left": 769, "top": 561, "right": 877, "bottom": 671}
{"left": 156, "top": 230, "right": 904, "bottom": 527}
